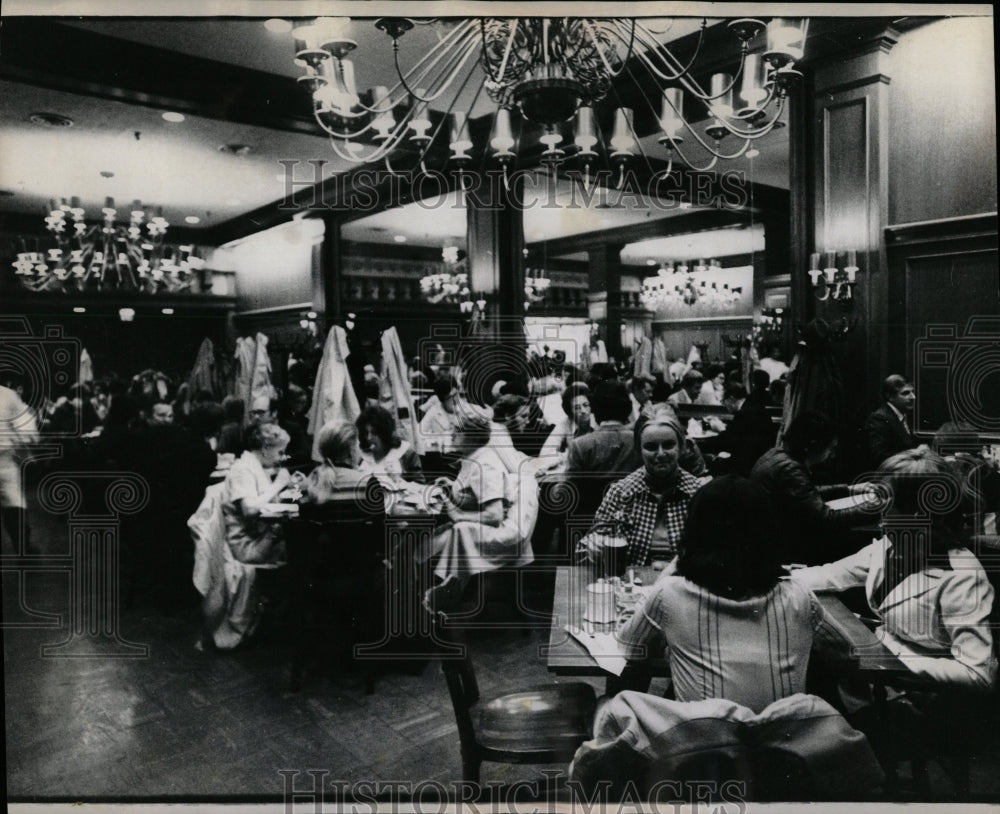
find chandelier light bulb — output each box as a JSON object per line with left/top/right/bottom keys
{"left": 491, "top": 108, "right": 516, "bottom": 157}
{"left": 709, "top": 73, "right": 734, "bottom": 118}
{"left": 739, "top": 54, "right": 768, "bottom": 108}
{"left": 449, "top": 111, "right": 473, "bottom": 158}
{"left": 658, "top": 88, "right": 685, "bottom": 145}
{"left": 409, "top": 88, "right": 432, "bottom": 141}
{"left": 574, "top": 106, "right": 599, "bottom": 155}
{"left": 609, "top": 107, "right": 636, "bottom": 156}
{"left": 371, "top": 85, "right": 395, "bottom": 139}
{"left": 765, "top": 18, "right": 805, "bottom": 68}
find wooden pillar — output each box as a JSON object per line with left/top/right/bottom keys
{"left": 804, "top": 27, "right": 898, "bottom": 457}
{"left": 466, "top": 177, "right": 525, "bottom": 331}
{"left": 318, "top": 212, "right": 342, "bottom": 324}
{"left": 588, "top": 243, "right": 625, "bottom": 360}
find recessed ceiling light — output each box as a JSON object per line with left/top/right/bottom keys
{"left": 162, "top": 111, "right": 185, "bottom": 123}
{"left": 118, "top": 307, "right": 135, "bottom": 322}
{"left": 746, "top": 148, "right": 760, "bottom": 158}
{"left": 73, "top": 307, "right": 86, "bottom": 313}
{"left": 218, "top": 143, "right": 252, "bottom": 157}
{"left": 226, "top": 198, "right": 242, "bottom": 206}
{"left": 264, "top": 18, "right": 293, "bottom": 34}
{"left": 185, "top": 216, "right": 201, "bottom": 224}
{"left": 161, "top": 307, "right": 174, "bottom": 315}
{"left": 29, "top": 112, "right": 74, "bottom": 128}
{"left": 393, "top": 235, "right": 407, "bottom": 243}
{"left": 645, "top": 258, "right": 656, "bottom": 266}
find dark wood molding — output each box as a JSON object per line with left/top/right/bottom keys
{"left": 885, "top": 213, "right": 999, "bottom": 247}
{"left": 2, "top": 290, "right": 236, "bottom": 315}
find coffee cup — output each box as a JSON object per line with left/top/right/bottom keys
{"left": 600, "top": 535, "right": 628, "bottom": 578}
{"left": 585, "top": 581, "right": 616, "bottom": 624}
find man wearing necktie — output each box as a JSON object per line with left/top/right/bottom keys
{"left": 863, "top": 374, "right": 918, "bottom": 470}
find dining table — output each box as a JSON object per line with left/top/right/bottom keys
{"left": 546, "top": 565, "right": 909, "bottom": 692}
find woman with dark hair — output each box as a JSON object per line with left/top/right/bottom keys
{"left": 540, "top": 382, "right": 595, "bottom": 458}
{"left": 357, "top": 405, "right": 424, "bottom": 484}
{"left": 750, "top": 410, "right": 879, "bottom": 564}
{"left": 792, "top": 448, "right": 995, "bottom": 692}
{"left": 696, "top": 364, "right": 726, "bottom": 405}
{"left": 579, "top": 411, "right": 710, "bottom": 567}
{"left": 618, "top": 475, "right": 825, "bottom": 712}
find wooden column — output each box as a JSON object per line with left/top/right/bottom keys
{"left": 587, "top": 243, "right": 626, "bottom": 360}
{"left": 807, "top": 27, "right": 898, "bottom": 456}
{"left": 466, "top": 177, "right": 525, "bottom": 330}
{"left": 318, "top": 212, "right": 342, "bottom": 324}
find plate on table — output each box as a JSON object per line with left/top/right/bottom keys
{"left": 261, "top": 503, "right": 299, "bottom": 516}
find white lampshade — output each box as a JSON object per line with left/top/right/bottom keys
{"left": 609, "top": 108, "right": 636, "bottom": 155}
{"left": 491, "top": 108, "right": 515, "bottom": 155}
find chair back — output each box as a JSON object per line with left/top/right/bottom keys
{"left": 428, "top": 609, "right": 480, "bottom": 754}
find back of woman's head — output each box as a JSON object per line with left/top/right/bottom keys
{"left": 221, "top": 395, "right": 245, "bottom": 423}
{"left": 676, "top": 475, "right": 783, "bottom": 599}
{"left": 243, "top": 420, "right": 289, "bottom": 452}
{"left": 454, "top": 411, "right": 493, "bottom": 450}
{"left": 317, "top": 420, "right": 360, "bottom": 466}
{"left": 493, "top": 393, "right": 529, "bottom": 426}
{"left": 782, "top": 410, "right": 837, "bottom": 460}
{"left": 877, "top": 447, "right": 970, "bottom": 546}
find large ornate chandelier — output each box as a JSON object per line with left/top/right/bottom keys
{"left": 292, "top": 16, "right": 807, "bottom": 180}
{"left": 11, "top": 197, "right": 203, "bottom": 294}
{"left": 641, "top": 259, "right": 743, "bottom": 309}
{"left": 420, "top": 245, "right": 478, "bottom": 312}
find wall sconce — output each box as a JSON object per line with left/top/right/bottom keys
{"left": 808, "top": 251, "right": 859, "bottom": 307}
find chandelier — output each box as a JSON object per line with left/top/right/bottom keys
{"left": 523, "top": 266, "right": 551, "bottom": 310}
{"left": 292, "top": 16, "right": 807, "bottom": 182}
{"left": 420, "top": 245, "right": 481, "bottom": 312}
{"left": 11, "top": 197, "right": 203, "bottom": 294}
{"left": 641, "top": 259, "right": 743, "bottom": 309}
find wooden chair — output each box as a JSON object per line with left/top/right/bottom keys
{"left": 429, "top": 607, "right": 597, "bottom": 783}
{"left": 284, "top": 487, "right": 387, "bottom": 692}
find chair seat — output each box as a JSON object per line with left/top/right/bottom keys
{"left": 476, "top": 682, "right": 597, "bottom": 754}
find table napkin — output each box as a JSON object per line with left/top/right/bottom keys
{"left": 566, "top": 626, "right": 627, "bottom": 676}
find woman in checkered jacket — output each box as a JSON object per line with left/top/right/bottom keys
{"left": 579, "top": 412, "right": 710, "bottom": 567}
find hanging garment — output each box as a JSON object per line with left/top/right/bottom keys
{"left": 652, "top": 336, "right": 668, "bottom": 376}
{"left": 633, "top": 336, "right": 652, "bottom": 379}
{"left": 78, "top": 348, "right": 94, "bottom": 385}
{"left": 188, "top": 338, "right": 218, "bottom": 399}
{"left": 381, "top": 326, "right": 423, "bottom": 455}
{"left": 778, "top": 319, "right": 845, "bottom": 445}
{"left": 232, "top": 336, "right": 255, "bottom": 402}
{"left": 248, "top": 332, "right": 273, "bottom": 407}
{"left": 308, "top": 325, "right": 361, "bottom": 462}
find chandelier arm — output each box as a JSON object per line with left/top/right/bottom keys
{"left": 392, "top": 28, "right": 481, "bottom": 106}
{"left": 580, "top": 19, "right": 622, "bottom": 80}
{"left": 412, "top": 47, "right": 484, "bottom": 170}
{"left": 384, "top": 19, "right": 479, "bottom": 105}
{"left": 630, "top": 21, "right": 706, "bottom": 81}
{"left": 665, "top": 136, "right": 720, "bottom": 172}
{"left": 482, "top": 17, "right": 519, "bottom": 86}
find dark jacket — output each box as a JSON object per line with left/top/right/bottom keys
{"left": 750, "top": 447, "right": 875, "bottom": 564}
{"left": 863, "top": 403, "right": 917, "bottom": 471}
{"left": 718, "top": 398, "right": 777, "bottom": 476}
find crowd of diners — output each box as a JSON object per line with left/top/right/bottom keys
{"left": 1, "top": 341, "right": 997, "bottom": 788}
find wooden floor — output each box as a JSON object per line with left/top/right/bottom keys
{"left": 5, "top": 491, "right": 1000, "bottom": 804}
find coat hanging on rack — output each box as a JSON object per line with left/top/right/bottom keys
{"left": 308, "top": 325, "right": 361, "bottom": 462}
{"left": 381, "top": 326, "right": 423, "bottom": 455}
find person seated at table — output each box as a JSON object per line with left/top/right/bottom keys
{"left": 695, "top": 364, "right": 726, "bottom": 406}
{"left": 792, "top": 448, "right": 996, "bottom": 706}
{"left": 217, "top": 396, "right": 245, "bottom": 456}
{"left": 422, "top": 410, "right": 536, "bottom": 609}
{"left": 300, "top": 420, "right": 371, "bottom": 504}
{"left": 628, "top": 376, "right": 656, "bottom": 424}
{"left": 714, "top": 383, "right": 777, "bottom": 476}
{"left": 750, "top": 410, "right": 878, "bottom": 565}
{"left": 617, "top": 475, "right": 826, "bottom": 712}
{"left": 667, "top": 370, "right": 704, "bottom": 407}
{"left": 418, "top": 373, "right": 462, "bottom": 454}
{"left": 356, "top": 405, "right": 424, "bottom": 484}
{"left": 540, "top": 382, "right": 595, "bottom": 459}
{"left": 862, "top": 374, "right": 919, "bottom": 471}
{"left": 221, "top": 421, "right": 293, "bottom": 565}
{"left": 579, "top": 414, "right": 711, "bottom": 567}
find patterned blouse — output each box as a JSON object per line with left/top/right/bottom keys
{"left": 588, "top": 467, "right": 710, "bottom": 566}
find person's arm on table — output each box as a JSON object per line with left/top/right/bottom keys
{"left": 616, "top": 586, "right": 669, "bottom": 662}
{"left": 232, "top": 467, "right": 291, "bottom": 518}
{"left": 790, "top": 541, "right": 877, "bottom": 592}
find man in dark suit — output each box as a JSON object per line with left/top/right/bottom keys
{"left": 863, "top": 374, "right": 918, "bottom": 470}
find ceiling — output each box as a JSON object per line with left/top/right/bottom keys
{"left": 0, "top": 12, "right": 795, "bottom": 244}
